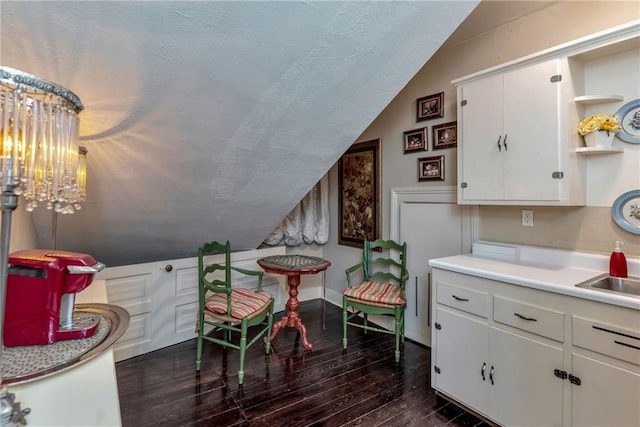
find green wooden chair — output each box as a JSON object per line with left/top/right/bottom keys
{"left": 195, "top": 240, "right": 274, "bottom": 385}
{"left": 343, "top": 239, "right": 408, "bottom": 363}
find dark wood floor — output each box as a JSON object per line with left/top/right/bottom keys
{"left": 116, "top": 299, "right": 489, "bottom": 427}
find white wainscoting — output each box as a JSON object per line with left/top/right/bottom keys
{"left": 96, "top": 246, "right": 286, "bottom": 362}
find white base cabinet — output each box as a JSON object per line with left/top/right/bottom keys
{"left": 431, "top": 268, "right": 640, "bottom": 427}
{"left": 434, "top": 306, "right": 489, "bottom": 413}
{"left": 571, "top": 354, "right": 640, "bottom": 427}
{"left": 489, "top": 327, "right": 564, "bottom": 426}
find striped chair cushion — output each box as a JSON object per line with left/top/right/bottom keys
{"left": 343, "top": 281, "right": 406, "bottom": 306}
{"left": 205, "top": 288, "right": 272, "bottom": 320}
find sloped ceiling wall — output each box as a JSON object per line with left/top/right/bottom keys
{"left": 1, "top": 1, "right": 480, "bottom": 266}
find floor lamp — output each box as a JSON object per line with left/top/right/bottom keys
{"left": 1, "top": 66, "right": 84, "bottom": 425}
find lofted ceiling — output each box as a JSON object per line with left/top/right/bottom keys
{"left": 1, "top": 1, "right": 555, "bottom": 267}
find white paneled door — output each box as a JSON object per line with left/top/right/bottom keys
{"left": 392, "top": 187, "right": 474, "bottom": 346}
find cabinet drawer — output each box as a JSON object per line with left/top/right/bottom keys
{"left": 493, "top": 296, "right": 564, "bottom": 342}
{"left": 573, "top": 316, "right": 640, "bottom": 366}
{"left": 436, "top": 281, "right": 489, "bottom": 318}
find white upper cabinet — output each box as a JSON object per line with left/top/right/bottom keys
{"left": 455, "top": 19, "right": 640, "bottom": 206}
{"left": 458, "top": 59, "right": 567, "bottom": 203}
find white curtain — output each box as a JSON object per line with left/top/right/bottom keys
{"left": 263, "top": 174, "right": 329, "bottom": 246}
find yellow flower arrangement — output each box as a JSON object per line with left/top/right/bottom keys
{"left": 577, "top": 113, "right": 621, "bottom": 136}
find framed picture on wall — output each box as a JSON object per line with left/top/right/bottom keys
{"left": 403, "top": 127, "right": 428, "bottom": 153}
{"left": 418, "top": 155, "right": 444, "bottom": 181}
{"left": 432, "top": 121, "right": 457, "bottom": 149}
{"left": 416, "top": 92, "right": 444, "bottom": 122}
{"left": 338, "top": 138, "right": 381, "bottom": 248}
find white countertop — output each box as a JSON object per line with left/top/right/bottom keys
{"left": 8, "top": 279, "right": 122, "bottom": 426}
{"left": 429, "top": 242, "right": 640, "bottom": 311}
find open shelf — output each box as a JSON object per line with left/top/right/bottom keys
{"left": 574, "top": 95, "right": 624, "bottom": 105}
{"left": 576, "top": 146, "right": 624, "bottom": 155}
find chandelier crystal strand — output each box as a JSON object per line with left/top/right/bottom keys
{"left": 77, "top": 146, "right": 87, "bottom": 208}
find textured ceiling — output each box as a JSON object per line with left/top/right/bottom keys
{"left": 1, "top": 1, "right": 483, "bottom": 266}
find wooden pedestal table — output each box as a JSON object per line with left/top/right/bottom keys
{"left": 257, "top": 255, "right": 331, "bottom": 350}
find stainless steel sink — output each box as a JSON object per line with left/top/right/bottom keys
{"left": 576, "top": 274, "right": 640, "bottom": 299}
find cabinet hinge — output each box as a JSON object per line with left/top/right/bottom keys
{"left": 569, "top": 374, "right": 582, "bottom": 386}
{"left": 434, "top": 366, "right": 441, "bottom": 374}
{"left": 434, "top": 322, "right": 442, "bottom": 330}
{"left": 550, "top": 74, "right": 562, "bottom": 83}
{"left": 460, "top": 99, "right": 467, "bottom": 107}
{"left": 554, "top": 369, "right": 568, "bottom": 380}
{"left": 552, "top": 171, "right": 564, "bottom": 179}
{"left": 460, "top": 182, "right": 468, "bottom": 189}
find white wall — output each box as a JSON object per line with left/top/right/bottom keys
{"left": 323, "top": 2, "right": 640, "bottom": 297}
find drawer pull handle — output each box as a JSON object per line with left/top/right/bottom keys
{"left": 592, "top": 325, "right": 640, "bottom": 342}
{"left": 514, "top": 313, "right": 537, "bottom": 322}
{"left": 481, "top": 362, "right": 486, "bottom": 381}
{"left": 452, "top": 295, "right": 469, "bottom": 302}
{"left": 614, "top": 340, "right": 640, "bottom": 351}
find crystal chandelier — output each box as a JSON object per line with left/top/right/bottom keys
{"left": 1, "top": 65, "right": 85, "bottom": 425}
{"left": 1, "top": 66, "right": 85, "bottom": 214}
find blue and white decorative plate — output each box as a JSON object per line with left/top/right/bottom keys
{"left": 614, "top": 99, "right": 640, "bottom": 144}
{"left": 612, "top": 190, "right": 640, "bottom": 235}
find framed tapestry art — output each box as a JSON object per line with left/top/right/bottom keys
{"left": 338, "top": 139, "right": 381, "bottom": 248}
{"left": 416, "top": 92, "right": 444, "bottom": 122}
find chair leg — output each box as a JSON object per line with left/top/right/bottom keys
{"left": 363, "top": 313, "right": 368, "bottom": 335}
{"left": 238, "top": 320, "right": 248, "bottom": 385}
{"left": 265, "top": 302, "right": 273, "bottom": 354}
{"left": 394, "top": 307, "right": 402, "bottom": 363}
{"left": 196, "top": 312, "right": 204, "bottom": 371}
{"left": 342, "top": 297, "right": 348, "bottom": 350}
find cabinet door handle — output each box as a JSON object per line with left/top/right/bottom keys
{"left": 489, "top": 365, "right": 495, "bottom": 385}
{"left": 497, "top": 135, "right": 502, "bottom": 152}
{"left": 481, "top": 362, "right": 486, "bottom": 381}
{"left": 427, "top": 272, "right": 431, "bottom": 326}
{"left": 569, "top": 374, "right": 581, "bottom": 386}
{"left": 514, "top": 312, "right": 537, "bottom": 322}
{"left": 503, "top": 133, "right": 508, "bottom": 151}
{"left": 415, "top": 277, "right": 418, "bottom": 316}
{"left": 452, "top": 295, "right": 469, "bottom": 302}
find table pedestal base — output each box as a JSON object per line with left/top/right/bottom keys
{"left": 268, "top": 274, "right": 313, "bottom": 351}
{"left": 258, "top": 255, "right": 331, "bottom": 352}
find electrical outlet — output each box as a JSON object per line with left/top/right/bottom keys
{"left": 522, "top": 210, "right": 534, "bottom": 227}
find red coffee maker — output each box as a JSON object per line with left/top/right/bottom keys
{"left": 3, "top": 249, "right": 106, "bottom": 347}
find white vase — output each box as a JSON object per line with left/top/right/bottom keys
{"left": 583, "top": 131, "right": 615, "bottom": 148}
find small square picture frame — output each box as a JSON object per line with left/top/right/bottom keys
{"left": 418, "top": 155, "right": 444, "bottom": 181}
{"left": 432, "top": 121, "right": 457, "bottom": 150}
{"left": 416, "top": 92, "right": 444, "bottom": 122}
{"left": 403, "top": 127, "right": 428, "bottom": 154}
